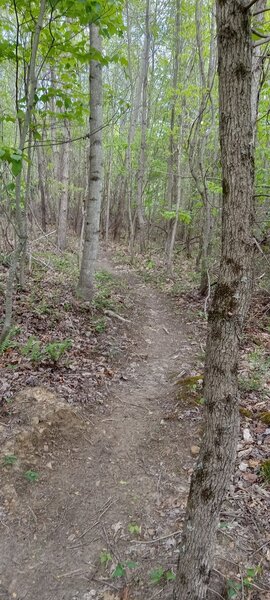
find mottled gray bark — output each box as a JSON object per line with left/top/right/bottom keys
{"left": 57, "top": 122, "right": 70, "bottom": 250}
{"left": 174, "top": 1, "right": 255, "bottom": 598}
{"left": 78, "top": 24, "right": 103, "bottom": 299}
{"left": 134, "top": 0, "right": 150, "bottom": 253}
{"left": 37, "top": 143, "right": 47, "bottom": 232}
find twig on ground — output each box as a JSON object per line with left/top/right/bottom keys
{"left": 208, "top": 588, "right": 225, "bottom": 600}
{"left": 67, "top": 535, "right": 101, "bottom": 550}
{"left": 213, "top": 568, "right": 269, "bottom": 593}
{"left": 115, "top": 395, "right": 150, "bottom": 412}
{"left": 149, "top": 586, "right": 166, "bottom": 600}
{"left": 92, "top": 578, "right": 119, "bottom": 591}
{"left": 28, "top": 504, "right": 38, "bottom": 523}
{"left": 104, "top": 309, "right": 131, "bottom": 323}
{"left": 249, "top": 538, "right": 270, "bottom": 556}
{"left": 57, "top": 567, "right": 92, "bottom": 578}
{"left": 131, "top": 529, "right": 182, "bottom": 544}
{"left": 73, "top": 499, "right": 115, "bottom": 542}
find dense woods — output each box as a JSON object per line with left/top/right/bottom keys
{"left": 1, "top": 0, "right": 270, "bottom": 599}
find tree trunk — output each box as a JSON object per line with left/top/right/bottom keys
{"left": 0, "top": 0, "right": 46, "bottom": 343}
{"left": 134, "top": 0, "right": 150, "bottom": 253}
{"left": 37, "top": 143, "right": 47, "bottom": 232}
{"left": 188, "top": 3, "right": 216, "bottom": 295}
{"left": 165, "top": 0, "right": 181, "bottom": 262}
{"left": 251, "top": 0, "right": 267, "bottom": 147}
{"left": 57, "top": 122, "right": 70, "bottom": 250}
{"left": 174, "top": 1, "right": 255, "bottom": 598}
{"left": 167, "top": 120, "right": 183, "bottom": 267}
{"left": 78, "top": 24, "right": 103, "bottom": 299}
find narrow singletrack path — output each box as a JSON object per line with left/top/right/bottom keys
{"left": 0, "top": 257, "right": 199, "bottom": 600}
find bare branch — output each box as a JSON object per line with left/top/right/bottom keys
{"left": 253, "top": 7, "right": 270, "bottom": 15}
{"left": 254, "top": 36, "right": 270, "bottom": 46}
{"left": 252, "top": 27, "right": 270, "bottom": 38}
{"left": 244, "top": 0, "right": 262, "bottom": 10}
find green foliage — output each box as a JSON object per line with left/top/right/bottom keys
{"left": 261, "top": 459, "right": 270, "bottom": 483}
{"left": 95, "top": 270, "right": 114, "bottom": 283}
{"left": 92, "top": 317, "right": 107, "bottom": 333}
{"left": 128, "top": 522, "right": 141, "bottom": 535}
{"left": 150, "top": 567, "right": 176, "bottom": 584}
{"left": 24, "top": 469, "right": 39, "bottom": 483}
{"left": 239, "top": 374, "right": 262, "bottom": 393}
{"left": 3, "top": 454, "right": 17, "bottom": 466}
{"left": 21, "top": 336, "right": 72, "bottom": 363}
{"left": 0, "top": 146, "right": 24, "bottom": 176}
{"left": 100, "top": 550, "right": 113, "bottom": 566}
{"left": 112, "top": 560, "right": 137, "bottom": 578}
{"left": 112, "top": 563, "right": 126, "bottom": 578}
{"left": 45, "top": 339, "right": 72, "bottom": 362}
{"left": 21, "top": 336, "right": 42, "bottom": 362}
{"left": 161, "top": 209, "right": 192, "bottom": 224}
{"left": 227, "top": 567, "right": 262, "bottom": 599}
{"left": 0, "top": 326, "right": 19, "bottom": 354}
{"left": 93, "top": 289, "right": 115, "bottom": 311}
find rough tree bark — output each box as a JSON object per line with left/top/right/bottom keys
{"left": 174, "top": 1, "right": 255, "bottom": 598}
{"left": 78, "top": 23, "right": 103, "bottom": 299}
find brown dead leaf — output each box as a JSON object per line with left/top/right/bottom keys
{"left": 248, "top": 458, "right": 260, "bottom": 468}
{"left": 121, "top": 586, "right": 130, "bottom": 600}
{"left": 242, "top": 472, "right": 258, "bottom": 483}
{"left": 102, "top": 593, "right": 119, "bottom": 600}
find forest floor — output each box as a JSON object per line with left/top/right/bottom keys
{"left": 0, "top": 242, "right": 270, "bottom": 600}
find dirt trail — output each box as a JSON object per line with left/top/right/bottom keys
{"left": 0, "top": 259, "right": 199, "bottom": 600}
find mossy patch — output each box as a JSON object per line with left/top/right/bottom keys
{"left": 258, "top": 411, "right": 270, "bottom": 425}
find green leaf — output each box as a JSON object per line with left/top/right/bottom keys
{"left": 24, "top": 470, "right": 39, "bottom": 482}
{"left": 165, "top": 569, "right": 176, "bottom": 581}
{"left": 112, "top": 563, "right": 125, "bottom": 578}
{"left": 150, "top": 567, "right": 165, "bottom": 584}
{"left": 128, "top": 522, "right": 141, "bottom": 535}
{"left": 10, "top": 152, "right": 22, "bottom": 161}
{"left": 100, "top": 550, "right": 113, "bottom": 566}
{"left": 126, "top": 561, "right": 137, "bottom": 570}
{"left": 3, "top": 454, "right": 17, "bottom": 466}
{"left": 11, "top": 159, "right": 22, "bottom": 177}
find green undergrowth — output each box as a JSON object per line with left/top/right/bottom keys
{"left": 113, "top": 245, "right": 198, "bottom": 295}
{"left": 0, "top": 251, "right": 130, "bottom": 370}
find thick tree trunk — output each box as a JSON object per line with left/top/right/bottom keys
{"left": 78, "top": 24, "right": 103, "bottom": 299}
{"left": 174, "top": 2, "right": 255, "bottom": 599}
